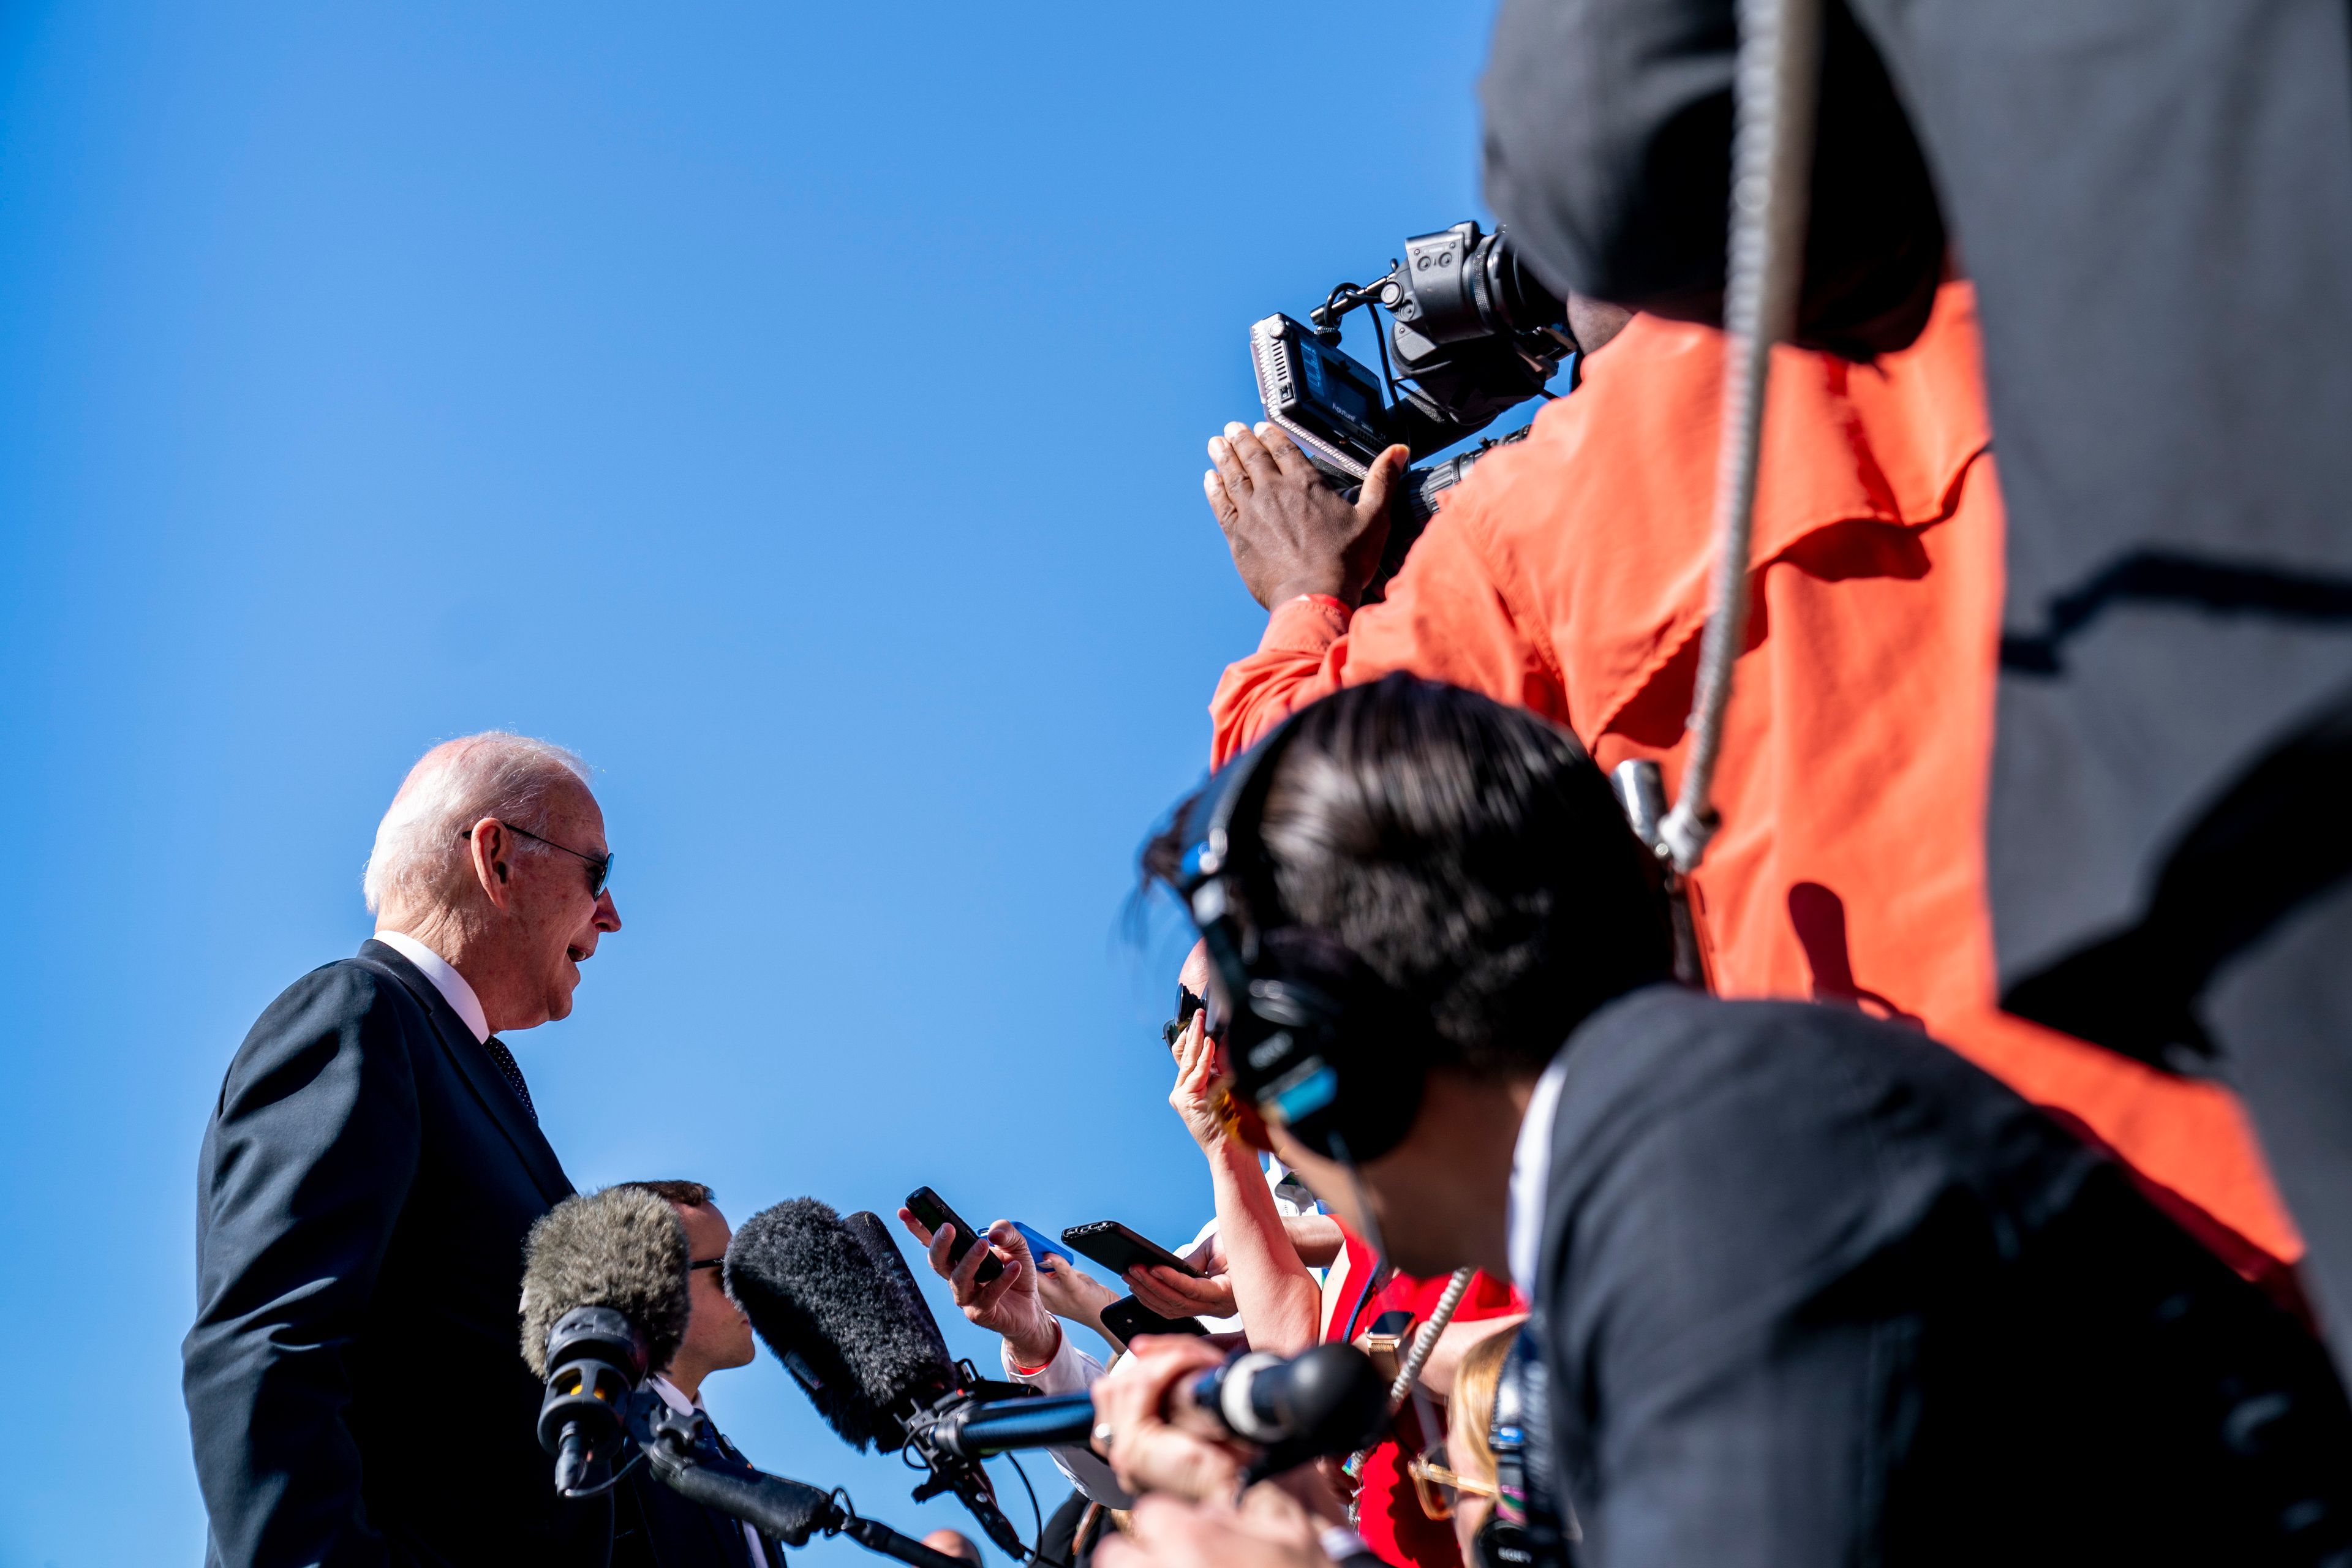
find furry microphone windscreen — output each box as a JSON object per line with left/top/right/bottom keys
{"left": 519, "top": 1185, "right": 692, "bottom": 1379}
{"left": 843, "top": 1208, "right": 952, "bottom": 1353}
{"left": 726, "top": 1197, "right": 958, "bottom": 1451}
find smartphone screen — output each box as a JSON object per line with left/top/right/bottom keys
{"left": 904, "top": 1186, "right": 1005, "bottom": 1286}
{"left": 1061, "top": 1220, "right": 1201, "bottom": 1280}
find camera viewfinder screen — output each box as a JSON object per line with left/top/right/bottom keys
{"left": 1298, "top": 340, "right": 1379, "bottom": 437}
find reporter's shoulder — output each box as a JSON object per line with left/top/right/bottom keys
{"left": 1571, "top": 987, "right": 2032, "bottom": 1100}
{"left": 1554, "top": 987, "right": 2075, "bottom": 1195}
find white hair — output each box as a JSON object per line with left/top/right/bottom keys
{"left": 363, "top": 732, "right": 594, "bottom": 917}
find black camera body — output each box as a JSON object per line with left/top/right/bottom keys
{"left": 1254, "top": 220, "right": 1574, "bottom": 477}
{"left": 1251, "top": 221, "right": 1576, "bottom": 598}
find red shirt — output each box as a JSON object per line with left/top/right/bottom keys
{"left": 1210, "top": 282, "right": 2296, "bottom": 1276}
{"left": 1321, "top": 1223, "right": 1524, "bottom": 1568}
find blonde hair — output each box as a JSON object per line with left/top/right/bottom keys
{"left": 1447, "top": 1326, "right": 1518, "bottom": 1487}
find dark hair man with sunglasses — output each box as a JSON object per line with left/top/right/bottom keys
{"left": 184, "top": 732, "right": 622, "bottom": 1568}
{"left": 1089, "top": 675, "right": 2352, "bottom": 1568}
{"left": 609, "top": 1181, "right": 777, "bottom": 1568}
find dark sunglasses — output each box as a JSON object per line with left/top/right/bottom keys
{"left": 690, "top": 1257, "right": 725, "bottom": 1276}
{"left": 1163, "top": 985, "right": 1212, "bottom": 1048}
{"left": 462, "top": 821, "right": 614, "bottom": 899}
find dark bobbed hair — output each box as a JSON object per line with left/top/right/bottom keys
{"left": 1145, "top": 676, "right": 1674, "bottom": 1079}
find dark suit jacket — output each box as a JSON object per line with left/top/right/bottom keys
{"left": 1533, "top": 986, "right": 2352, "bottom": 1568}
{"left": 183, "top": 940, "right": 602, "bottom": 1567}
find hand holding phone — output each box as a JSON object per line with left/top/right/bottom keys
{"left": 1061, "top": 1221, "right": 1202, "bottom": 1280}
{"left": 903, "top": 1186, "right": 1005, "bottom": 1286}
{"left": 1099, "top": 1295, "right": 1211, "bottom": 1346}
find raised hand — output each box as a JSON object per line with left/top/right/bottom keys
{"left": 1203, "top": 421, "right": 1409, "bottom": 610}
{"left": 897, "top": 1208, "right": 1060, "bottom": 1368}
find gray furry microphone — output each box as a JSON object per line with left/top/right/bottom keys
{"left": 519, "top": 1185, "right": 692, "bottom": 1378}
{"left": 519, "top": 1186, "right": 692, "bottom": 1494}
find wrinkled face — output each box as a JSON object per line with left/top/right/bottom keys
{"left": 499, "top": 779, "right": 621, "bottom": 1027}
{"left": 677, "top": 1202, "right": 756, "bottom": 1373}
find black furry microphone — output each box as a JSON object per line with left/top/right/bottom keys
{"left": 727, "top": 1198, "right": 1033, "bottom": 1559}
{"left": 723, "top": 1198, "right": 959, "bottom": 1450}
{"left": 518, "top": 1186, "right": 690, "bottom": 1493}
{"left": 844, "top": 1208, "right": 951, "bottom": 1346}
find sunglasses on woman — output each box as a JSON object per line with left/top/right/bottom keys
{"left": 1407, "top": 1447, "right": 1502, "bottom": 1521}
{"left": 1163, "top": 984, "right": 1209, "bottom": 1048}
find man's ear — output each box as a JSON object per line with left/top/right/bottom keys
{"left": 466, "top": 818, "right": 519, "bottom": 912}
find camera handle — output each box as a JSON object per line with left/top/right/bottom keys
{"left": 1339, "top": 427, "right": 1534, "bottom": 606}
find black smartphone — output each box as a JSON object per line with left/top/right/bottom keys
{"left": 1100, "top": 1295, "right": 1210, "bottom": 1343}
{"left": 904, "top": 1186, "right": 1006, "bottom": 1286}
{"left": 1060, "top": 1220, "right": 1201, "bottom": 1280}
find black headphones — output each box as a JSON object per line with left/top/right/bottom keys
{"left": 1167, "top": 714, "right": 1431, "bottom": 1165}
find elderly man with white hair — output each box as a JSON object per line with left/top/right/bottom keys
{"left": 184, "top": 732, "right": 622, "bottom": 1568}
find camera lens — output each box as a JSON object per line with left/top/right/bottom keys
{"left": 1474, "top": 230, "right": 1565, "bottom": 336}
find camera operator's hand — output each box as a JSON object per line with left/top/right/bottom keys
{"left": 1090, "top": 1334, "right": 1245, "bottom": 1502}
{"left": 1096, "top": 1489, "right": 1338, "bottom": 1568}
{"left": 897, "top": 1209, "right": 1060, "bottom": 1370}
{"left": 1204, "top": 422, "right": 1410, "bottom": 609}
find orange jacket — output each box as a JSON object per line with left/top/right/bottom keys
{"left": 1210, "top": 283, "right": 2297, "bottom": 1272}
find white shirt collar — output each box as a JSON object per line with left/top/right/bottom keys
{"left": 372, "top": 929, "right": 489, "bottom": 1044}
{"left": 646, "top": 1371, "right": 703, "bottom": 1414}
{"left": 1507, "top": 1052, "right": 1572, "bottom": 1294}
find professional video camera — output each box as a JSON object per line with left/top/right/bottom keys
{"left": 1250, "top": 221, "right": 1578, "bottom": 594}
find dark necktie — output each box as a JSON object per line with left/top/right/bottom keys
{"left": 483, "top": 1036, "right": 537, "bottom": 1123}
{"left": 691, "top": 1421, "right": 768, "bottom": 1568}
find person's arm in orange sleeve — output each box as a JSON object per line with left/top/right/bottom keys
{"left": 1201, "top": 420, "right": 1563, "bottom": 767}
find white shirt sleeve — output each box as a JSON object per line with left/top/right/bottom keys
{"left": 999, "top": 1325, "right": 1133, "bottom": 1507}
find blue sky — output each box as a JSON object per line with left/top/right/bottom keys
{"left": 0, "top": 5, "right": 1504, "bottom": 1561}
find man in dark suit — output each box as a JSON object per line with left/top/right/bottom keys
{"left": 184, "top": 731, "right": 624, "bottom": 1567}
{"left": 608, "top": 1180, "right": 780, "bottom": 1568}
{"left": 1095, "top": 677, "right": 2352, "bottom": 1568}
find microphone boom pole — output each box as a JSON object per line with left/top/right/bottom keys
{"left": 642, "top": 1405, "right": 972, "bottom": 1568}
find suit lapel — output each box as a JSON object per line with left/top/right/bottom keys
{"left": 357, "top": 940, "right": 574, "bottom": 1205}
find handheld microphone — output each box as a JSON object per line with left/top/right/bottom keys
{"left": 916, "top": 1343, "right": 1389, "bottom": 1465}
{"left": 518, "top": 1185, "right": 690, "bottom": 1494}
